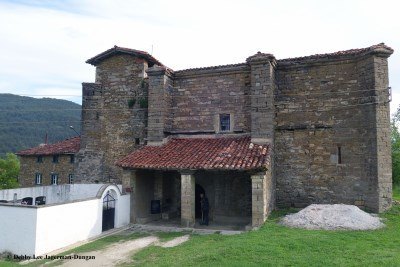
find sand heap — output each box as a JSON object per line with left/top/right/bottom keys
{"left": 280, "top": 204, "right": 384, "bottom": 230}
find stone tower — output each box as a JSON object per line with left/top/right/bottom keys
{"left": 76, "top": 46, "right": 162, "bottom": 183}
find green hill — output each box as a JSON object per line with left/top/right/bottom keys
{"left": 0, "top": 94, "right": 81, "bottom": 155}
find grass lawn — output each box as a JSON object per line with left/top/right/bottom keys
{"left": 132, "top": 203, "right": 400, "bottom": 266}
{"left": 1, "top": 188, "right": 399, "bottom": 267}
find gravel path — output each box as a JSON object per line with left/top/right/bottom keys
{"left": 280, "top": 204, "right": 385, "bottom": 230}
{"left": 58, "top": 235, "right": 189, "bottom": 267}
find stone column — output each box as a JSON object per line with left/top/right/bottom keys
{"left": 246, "top": 52, "right": 276, "bottom": 146}
{"left": 251, "top": 172, "right": 267, "bottom": 228}
{"left": 154, "top": 171, "right": 163, "bottom": 210}
{"left": 180, "top": 171, "right": 195, "bottom": 227}
{"left": 122, "top": 169, "right": 137, "bottom": 223}
{"left": 146, "top": 66, "right": 173, "bottom": 145}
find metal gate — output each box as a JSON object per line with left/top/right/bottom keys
{"left": 102, "top": 192, "right": 115, "bottom": 232}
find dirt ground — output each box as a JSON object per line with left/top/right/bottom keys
{"left": 56, "top": 234, "right": 190, "bottom": 267}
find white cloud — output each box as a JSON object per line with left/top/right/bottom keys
{"left": 0, "top": 0, "right": 399, "bottom": 111}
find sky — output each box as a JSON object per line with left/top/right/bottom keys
{"left": 0, "top": 0, "right": 399, "bottom": 114}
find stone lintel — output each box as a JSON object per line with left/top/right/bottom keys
{"left": 180, "top": 170, "right": 195, "bottom": 175}
{"left": 251, "top": 138, "right": 272, "bottom": 146}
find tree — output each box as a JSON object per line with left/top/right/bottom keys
{"left": 391, "top": 107, "right": 400, "bottom": 185}
{"left": 0, "top": 153, "right": 20, "bottom": 189}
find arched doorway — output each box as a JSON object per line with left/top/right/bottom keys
{"left": 102, "top": 191, "right": 115, "bottom": 232}
{"left": 195, "top": 184, "right": 205, "bottom": 218}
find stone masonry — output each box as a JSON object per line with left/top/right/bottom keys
{"left": 75, "top": 43, "right": 393, "bottom": 228}
{"left": 19, "top": 155, "right": 75, "bottom": 187}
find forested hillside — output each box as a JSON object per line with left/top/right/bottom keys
{"left": 0, "top": 94, "right": 81, "bottom": 155}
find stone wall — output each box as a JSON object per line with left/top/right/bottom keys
{"left": 77, "top": 55, "right": 149, "bottom": 183}
{"left": 19, "top": 155, "right": 75, "bottom": 187}
{"left": 171, "top": 65, "right": 251, "bottom": 134}
{"left": 274, "top": 53, "right": 392, "bottom": 212}
{"left": 195, "top": 171, "right": 252, "bottom": 223}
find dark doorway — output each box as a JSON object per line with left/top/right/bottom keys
{"left": 195, "top": 184, "right": 205, "bottom": 218}
{"left": 102, "top": 192, "right": 115, "bottom": 232}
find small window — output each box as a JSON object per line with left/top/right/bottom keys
{"left": 337, "top": 146, "right": 342, "bottom": 164}
{"left": 68, "top": 174, "right": 74, "bottom": 184}
{"left": 70, "top": 155, "right": 75, "bottom": 163}
{"left": 220, "top": 114, "right": 231, "bottom": 132}
{"left": 37, "top": 156, "right": 43, "bottom": 163}
{"left": 51, "top": 174, "right": 58, "bottom": 185}
{"left": 135, "top": 138, "right": 140, "bottom": 145}
{"left": 35, "top": 173, "right": 42, "bottom": 185}
{"left": 52, "top": 155, "right": 59, "bottom": 163}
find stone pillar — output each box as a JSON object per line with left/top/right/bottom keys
{"left": 154, "top": 171, "right": 163, "bottom": 205}
{"left": 246, "top": 52, "right": 276, "bottom": 145}
{"left": 146, "top": 66, "right": 173, "bottom": 145}
{"left": 373, "top": 50, "right": 393, "bottom": 212}
{"left": 122, "top": 169, "right": 137, "bottom": 223}
{"left": 251, "top": 172, "right": 270, "bottom": 228}
{"left": 180, "top": 171, "right": 195, "bottom": 227}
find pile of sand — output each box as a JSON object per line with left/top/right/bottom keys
{"left": 280, "top": 204, "right": 384, "bottom": 230}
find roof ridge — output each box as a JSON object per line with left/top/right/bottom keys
{"left": 86, "top": 45, "right": 164, "bottom": 66}
{"left": 174, "top": 62, "right": 248, "bottom": 74}
{"left": 277, "top": 43, "right": 393, "bottom": 63}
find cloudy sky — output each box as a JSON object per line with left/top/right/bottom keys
{"left": 0, "top": 0, "right": 399, "bottom": 113}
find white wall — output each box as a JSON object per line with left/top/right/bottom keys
{"left": 35, "top": 199, "right": 102, "bottom": 256}
{"left": 116, "top": 194, "right": 131, "bottom": 228}
{"left": 0, "top": 184, "right": 130, "bottom": 256}
{"left": 0, "top": 206, "right": 37, "bottom": 256}
{"left": 0, "top": 184, "right": 111, "bottom": 205}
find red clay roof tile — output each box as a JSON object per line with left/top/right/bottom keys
{"left": 86, "top": 45, "right": 164, "bottom": 66}
{"left": 16, "top": 137, "right": 80, "bottom": 156}
{"left": 116, "top": 136, "right": 270, "bottom": 171}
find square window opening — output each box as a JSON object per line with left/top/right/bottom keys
{"left": 68, "top": 174, "right": 74, "bottom": 184}
{"left": 70, "top": 154, "right": 75, "bottom": 163}
{"left": 51, "top": 174, "right": 58, "bottom": 185}
{"left": 35, "top": 173, "right": 42, "bottom": 185}
{"left": 220, "top": 114, "right": 231, "bottom": 132}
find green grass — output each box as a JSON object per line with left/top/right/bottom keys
{"left": 132, "top": 205, "right": 400, "bottom": 266}
{"left": 1, "top": 191, "right": 400, "bottom": 267}
{"left": 393, "top": 184, "right": 400, "bottom": 200}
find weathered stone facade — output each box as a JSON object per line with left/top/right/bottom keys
{"left": 76, "top": 54, "right": 150, "bottom": 183}
{"left": 18, "top": 155, "right": 75, "bottom": 187}
{"left": 76, "top": 44, "right": 393, "bottom": 228}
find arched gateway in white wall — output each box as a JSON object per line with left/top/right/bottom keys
{"left": 0, "top": 183, "right": 131, "bottom": 256}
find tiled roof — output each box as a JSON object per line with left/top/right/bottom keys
{"left": 116, "top": 136, "right": 270, "bottom": 171}
{"left": 174, "top": 63, "right": 248, "bottom": 75}
{"left": 278, "top": 43, "right": 393, "bottom": 63}
{"left": 172, "top": 43, "right": 393, "bottom": 73}
{"left": 86, "top": 45, "right": 163, "bottom": 66}
{"left": 16, "top": 137, "right": 80, "bottom": 156}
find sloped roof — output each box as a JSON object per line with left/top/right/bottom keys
{"left": 16, "top": 137, "right": 80, "bottom": 156}
{"left": 173, "top": 43, "right": 393, "bottom": 73}
{"left": 86, "top": 45, "right": 163, "bottom": 66}
{"left": 277, "top": 43, "right": 393, "bottom": 64}
{"left": 116, "top": 136, "right": 270, "bottom": 171}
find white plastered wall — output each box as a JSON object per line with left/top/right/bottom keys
{"left": 0, "top": 184, "right": 130, "bottom": 256}
{"left": 0, "top": 206, "right": 37, "bottom": 255}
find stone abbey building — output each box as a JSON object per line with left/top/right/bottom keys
{"left": 70, "top": 43, "right": 393, "bottom": 228}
